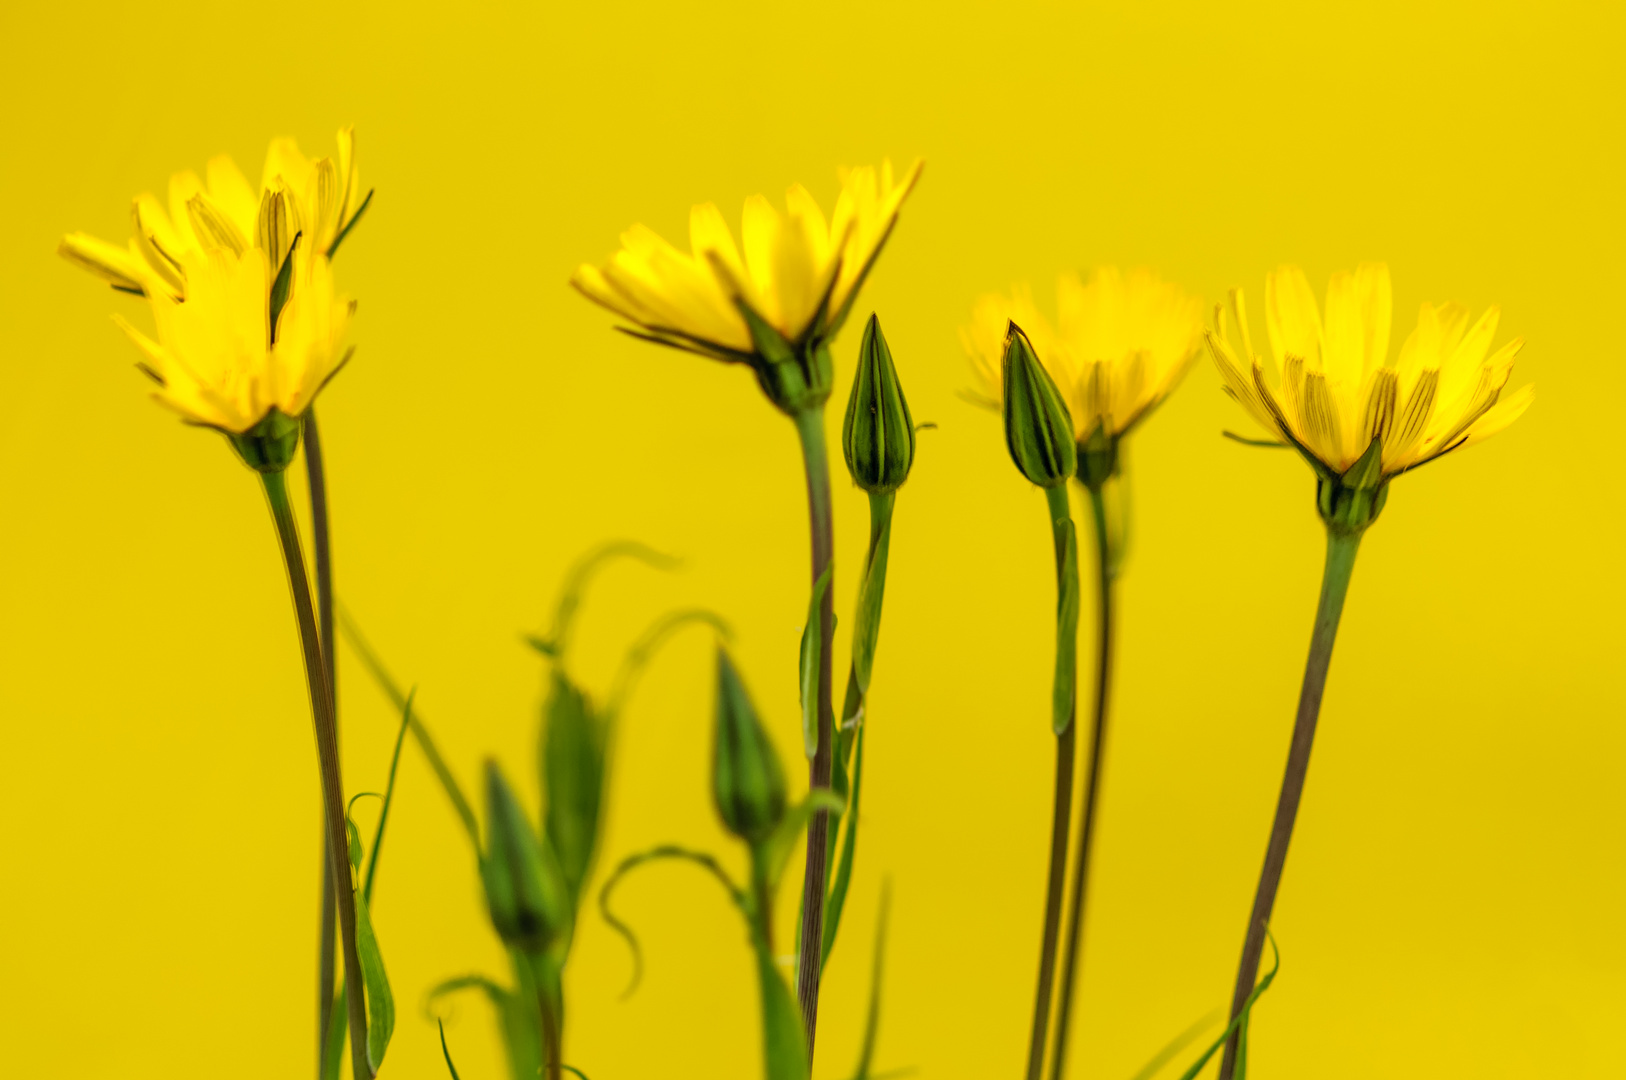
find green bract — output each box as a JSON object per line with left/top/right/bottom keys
{"left": 540, "top": 671, "right": 606, "bottom": 904}
{"left": 842, "top": 313, "right": 915, "bottom": 494}
{"left": 1316, "top": 435, "right": 1390, "bottom": 536}
{"left": 229, "top": 408, "right": 302, "bottom": 472}
{"left": 1002, "top": 322, "right": 1077, "bottom": 488}
{"left": 713, "top": 648, "right": 788, "bottom": 845}
{"left": 482, "top": 762, "right": 571, "bottom": 955}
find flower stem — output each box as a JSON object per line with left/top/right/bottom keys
{"left": 792, "top": 405, "right": 836, "bottom": 1058}
{"left": 1048, "top": 481, "right": 1115, "bottom": 1080}
{"left": 1216, "top": 526, "right": 1362, "bottom": 1080}
{"left": 304, "top": 408, "right": 339, "bottom": 1079}
{"left": 1026, "top": 483, "right": 1079, "bottom": 1080}
{"left": 262, "top": 469, "right": 372, "bottom": 1080}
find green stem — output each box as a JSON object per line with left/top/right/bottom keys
{"left": 262, "top": 470, "right": 373, "bottom": 1080}
{"left": 1216, "top": 526, "right": 1362, "bottom": 1080}
{"left": 792, "top": 406, "right": 836, "bottom": 1057}
{"left": 1027, "top": 483, "right": 1079, "bottom": 1080}
{"left": 304, "top": 408, "right": 339, "bottom": 1079}
{"left": 1048, "top": 482, "right": 1115, "bottom": 1079}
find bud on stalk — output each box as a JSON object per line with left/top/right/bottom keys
{"left": 842, "top": 313, "right": 916, "bottom": 494}
{"left": 713, "top": 648, "right": 788, "bottom": 845}
{"left": 1002, "top": 322, "right": 1077, "bottom": 488}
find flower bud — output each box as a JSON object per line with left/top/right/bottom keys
{"left": 1002, "top": 322, "right": 1077, "bottom": 487}
{"left": 228, "top": 408, "right": 302, "bottom": 473}
{"left": 842, "top": 313, "right": 915, "bottom": 494}
{"left": 713, "top": 648, "right": 787, "bottom": 845}
{"left": 482, "top": 761, "right": 571, "bottom": 955}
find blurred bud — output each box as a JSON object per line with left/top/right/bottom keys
{"left": 482, "top": 761, "right": 571, "bottom": 955}
{"left": 1002, "top": 322, "right": 1076, "bottom": 487}
{"left": 540, "top": 670, "right": 606, "bottom": 903}
{"left": 842, "top": 313, "right": 915, "bottom": 493}
{"left": 228, "top": 408, "right": 302, "bottom": 472}
{"left": 713, "top": 648, "right": 787, "bottom": 845}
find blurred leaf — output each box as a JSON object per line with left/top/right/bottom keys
{"left": 1125, "top": 1010, "right": 1220, "bottom": 1080}
{"left": 437, "top": 1019, "right": 462, "bottom": 1080}
{"left": 1173, "top": 933, "right": 1280, "bottom": 1080}
{"left": 799, "top": 566, "right": 833, "bottom": 758}
{"left": 821, "top": 723, "right": 867, "bottom": 969}
{"left": 321, "top": 986, "right": 346, "bottom": 1080}
{"left": 429, "top": 975, "right": 541, "bottom": 1080}
{"left": 761, "top": 790, "right": 846, "bottom": 892}
{"left": 851, "top": 494, "right": 894, "bottom": 694}
{"left": 541, "top": 671, "right": 605, "bottom": 905}
{"left": 846, "top": 883, "right": 892, "bottom": 1080}
{"left": 757, "top": 942, "right": 810, "bottom": 1080}
{"left": 598, "top": 845, "right": 746, "bottom": 998}
{"left": 483, "top": 762, "right": 574, "bottom": 955}
{"left": 529, "top": 541, "right": 680, "bottom": 660}
{"left": 1052, "top": 516, "right": 1079, "bottom": 735}
{"left": 338, "top": 605, "right": 481, "bottom": 849}
{"left": 605, "top": 607, "right": 731, "bottom": 719}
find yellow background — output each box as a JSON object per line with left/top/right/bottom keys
{"left": 2, "top": 1, "right": 1622, "bottom": 1076}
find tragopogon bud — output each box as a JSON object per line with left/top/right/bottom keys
{"left": 1002, "top": 322, "right": 1076, "bottom": 487}
{"left": 842, "top": 313, "right": 916, "bottom": 494}
{"left": 712, "top": 648, "right": 787, "bottom": 845}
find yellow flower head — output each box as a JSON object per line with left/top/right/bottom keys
{"left": 59, "top": 128, "right": 364, "bottom": 300}
{"left": 572, "top": 160, "right": 923, "bottom": 363}
{"left": 113, "top": 242, "right": 354, "bottom": 435}
{"left": 1206, "top": 264, "right": 1534, "bottom": 481}
{"left": 962, "top": 268, "right": 1205, "bottom": 446}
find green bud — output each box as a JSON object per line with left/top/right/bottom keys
{"left": 482, "top": 761, "right": 571, "bottom": 955}
{"left": 1075, "top": 419, "right": 1119, "bottom": 490}
{"left": 1002, "top": 322, "right": 1077, "bottom": 488}
{"left": 713, "top": 648, "right": 787, "bottom": 844}
{"left": 842, "top": 313, "right": 915, "bottom": 494}
{"left": 540, "top": 670, "right": 605, "bottom": 904}
{"left": 1316, "top": 435, "right": 1390, "bottom": 536}
{"left": 228, "top": 408, "right": 302, "bottom": 473}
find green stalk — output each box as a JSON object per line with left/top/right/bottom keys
{"left": 1026, "top": 483, "right": 1079, "bottom": 1080}
{"left": 262, "top": 470, "right": 373, "bottom": 1080}
{"left": 1216, "top": 527, "right": 1362, "bottom": 1080}
{"left": 792, "top": 406, "right": 836, "bottom": 1056}
{"left": 1048, "top": 482, "right": 1115, "bottom": 1079}
{"left": 304, "top": 407, "right": 339, "bottom": 1078}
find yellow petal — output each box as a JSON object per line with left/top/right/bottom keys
{"left": 1265, "top": 265, "right": 1322, "bottom": 372}
{"left": 59, "top": 232, "right": 146, "bottom": 290}
{"left": 205, "top": 154, "right": 259, "bottom": 237}
{"left": 1456, "top": 382, "right": 1534, "bottom": 450}
{"left": 187, "top": 191, "right": 248, "bottom": 256}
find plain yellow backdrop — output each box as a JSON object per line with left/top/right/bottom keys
{"left": 2, "top": 1, "right": 1622, "bottom": 1077}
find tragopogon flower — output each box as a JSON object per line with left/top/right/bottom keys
{"left": 962, "top": 268, "right": 1203, "bottom": 482}
{"left": 572, "top": 160, "right": 923, "bottom": 414}
{"left": 59, "top": 129, "right": 366, "bottom": 299}
{"left": 114, "top": 241, "right": 353, "bottom": 446}
{"left": 1206, "top": 264, "right": 1534, "bottom": 529}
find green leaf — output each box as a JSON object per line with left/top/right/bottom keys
{"left": 529, "top": 541, "right": 680, "bottom": 660}
{"left": 438, "top": 1019, "right": 462, "bottom": 1080}
{"left": 354, "top": 888, "right": 395, "bottom": 1070}
{"left": 321, "top": 985, "right": 346, "bottom": 1080}
{"left": 1173, "top": 933, "right": 1280, "bottom": 1080}
{"left": 337, "top": 606, "right": 481, "bottom": 851}
{"left": 1125, "top": 1010, "right": 1221, "bottom": 1080}
{"left": 541, "top": 670, "right": 606, "bottom": 905}
{"left": 800, "top": 566, "right": 833, "bottom": 758}
{"left": 851, "top": 494, "right": 894, "bottom": 694}
{"left": 757, "top": 942, "right": 810, "bottom": 1080}
{"left": 821, "top": 722, "right": 867, "bottom": 969}
{"left": 266, "top": 233, "right": 302, "bottom": 344}
{"left": 429, "top": 975, "right": 541, "bottom": 1080}
{"left": 1051, "top": 511, "right": 1080, "bottom": 735}
{"left": 846, "top": 884, "right": 892, "bottom": 1080}
{"left": 597, "top": 845, "right": 747, "bottom": 998}
{"left": 761, "top": 789, "right": 846, "bottom": 893}
{"left": 365, "top": 689, "right": 415, "bottom": 901}
{"left": 605, "top": 607, "right": 732, "bottom": 719}
{"left": 326, "top": 188, "right": 374, "bottom": 259}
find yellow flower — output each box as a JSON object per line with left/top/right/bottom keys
{"left": 113, "top": 242, "right": 354, "bottom": 435}
{"left": 59, "top": 128, "right": 364, "bottom": 300}
{"left": 961, "top": 268, "right": 1204, "bottom": 447}
{"left": 1206, "top": 263, "right": 1534, "bottom": 479}
{"left": 572, "top": 160, "right": 923, "bottom": 363}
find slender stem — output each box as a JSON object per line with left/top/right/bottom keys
{"left": 1048, "top": 482, "right": 1115, "bottom": 1079}
{"left": 791, "top": 405, "right": 836, "bottom": 1057}
{"left": 304, "top": 408, "right": 339, "bottom": 1078}
{"left": 1027, "top": 483, "right": 1079, "bottom": 1080}
{"left": 262, "top": 470, "right": 373, "bottom": 1080}
{"left": 1216, "top": 527, "right": 1362, "bottom": 1080}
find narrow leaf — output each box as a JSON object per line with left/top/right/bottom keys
{"left": 821, "top": 722, "right": 867, "bottom": 969}
{"left": 847, "top": 883, "right": 892, "bottom": 1080}
{"left": 356, "top": 888, "right": 395, "bottom": 1068}
{"left": 762, "top": 790, "right": 846, "bottom": 893}
{"left": 1126, "top": 1010, "right": 1221, "bottom": 1080}
{"left": 530, "top": 541, "right": 680, "bottom": 660}
{"left": 598, "top": 845, "right": 747, "bottom": 997}
{"left": 757, "top": 942, "right": 811, "bottom": 1080}
{"left": 438, "top": 1019, "right": 462, "bottom": 1080}
{"left": 800, "top": 566, "right": 834, "bottom": 758}
{"left": 366, "top": 688, "right": 415, "bottom": 901}
{"left": 1173, "top": 933, "right": 1280, "bottom": 1080}
{"left": 605, "top": 607, "right": 731, "bottom": 719}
